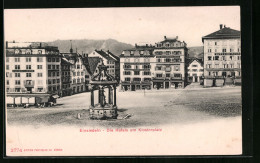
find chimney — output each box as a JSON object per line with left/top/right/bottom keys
{"left": 40, "top": 43, "right": 42, "bottom": 48}
{"left": 107, "top": 50, "right": 109, "bottom": 53}
{"left": 220, "top": 24, "right": 223, "bottom": 29}
{"left": 146, "top": 44, "right": 148, "bottom": 47}
{"left": 135, "top": 43, "right": 137, "bottom": 47}
{"left": 176, "top": 36, "right": 178, "bottom": 40}
{"left": 6, "top": 41, "right": 8, "bottom": 48}
{"left": 164, "top": 36, "right": 167, "bottom": 40}
{"left": 13, "top": 40, "right": 15, "bottom": 43}
{"left": 224, "top": 24, "right": 226, "bottom": 28}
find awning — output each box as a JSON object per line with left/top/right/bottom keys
{"left": 52, "top": 95, "right": 60, "bottom": 98}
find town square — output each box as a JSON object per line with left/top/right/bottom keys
{"left": 4, "top": 7, "right": 243, "bottom": 156}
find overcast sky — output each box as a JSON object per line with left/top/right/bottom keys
{"left": 4, "top": 6, "right": 240, "bottom": 47}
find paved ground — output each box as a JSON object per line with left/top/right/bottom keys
{"left": 7, "top": 86, "right": 242, "bottom": 128}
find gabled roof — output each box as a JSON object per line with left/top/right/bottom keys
{"left": 84, "top": 57, "right": 101, "bottom": 75}
{"left": 202, "top": 27, "right": 240, "bottom": 42}
{"left": 94, "top": 50, "right": 117, "bottom": 61}
{"left": 106, "top": 50, "right": 119, "bottom": 61}
{"left": 61, "top": 57, "right": 73, "bottom": 65}
{"left": 187, "top": 58, "right": 204, "bottom": 67}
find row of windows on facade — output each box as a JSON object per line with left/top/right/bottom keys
{"left": 48, "top": 72, "right": 60, "bottom": 77}
{"left": 123, "top": 73, "right": 182, "bottom": 81}
{"left": 62, "top": 71, "right": 70, "bottom": 76}
{"left": 123, "top": 71, "right": 151, "bottom": 75}
{"left": 107, "top": 61, "right": 115, "bottom": 64}
{"left": 71, "top": 64, "right": 84, "bottom": 69}
{"left": 6, "top": 79, "right": 55, "bottom": 85}
{"left": 123, "top": 65, "right": 180, "bottom": 71}
{"left": 154, "top": 51, "right": 182, "bottom": 55}
{"left": 6, "top": 57, "right": 44, "bottom": 62}
{"left": 156, "top": 42, "right": 184, "bottom": 48}
{"left": 207, "top": 48, "right": 240, "bottom": 53}
{"left": 6, "top": 88, "right": 46, "bottom": 93}
{"left": 11, "top": 49, "right": 44, "bottom": 55}
{"left": 123, "top": 64, "right": 151, "bottom": 69}
{"left": 207, "top": 56, "right": 241, "bottom": 61}
{"left": 206, "top": 63, "right": 241, "bottom": 69}
{"left": 124, "top": 58, "right": 151, "bottom": 62}
{"left": 61, "top": 65, "right": 70, "bottom": 70}
{"left": 48, "top": 65, "right": 60, "bottom": 70}
{"left": 123, "top": 58, "right": 181, "bottom": 63}
{"left": 6, "top": 79, "right": 44, "bottom": 85}
{"left": 6, "top": 72, "right": 43, "bottom": 78}
{"left": 71, "top": 78, "right": 85, "bottom": 84}
{"left": 188, "top": 69, "right": 204, "bottom": 72}
{"left": 6, "top": 65, "right": 44, "bottom": 70}
{"left": 206, "top": 71, "right": 241, "bottom": 77}
{"left": 72, "top": 71, "right": 84, "bottom": 76}
{"left": 48, "top": 57, "right": 60, "bottom": 62}
{"left": 207, "top": 41, "right": 240, "bottom": 46}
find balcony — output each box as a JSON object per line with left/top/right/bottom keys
{"left": 24, "top": 80, "right": 35, "bottom": 87}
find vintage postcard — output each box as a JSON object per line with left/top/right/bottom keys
{"left": 4, "top": 6, "right": 242, "bottom": 156}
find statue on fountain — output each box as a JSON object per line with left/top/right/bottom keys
{"left": 89, "top": 64, "right": 118, "bottom": 120}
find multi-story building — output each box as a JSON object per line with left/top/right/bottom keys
{"left": 61, "top": 48, "right": 86, "bottom": 94}
{"left": 153, "top": 36, "right": 188, "bottom": 89}
{"left": 5, "top": 41, "right": 62, "bottom": 95}
{"left": 120, "top": 44, "right": 155, "bottom": 91}
{"left": 61, "top": 57, "right": 72, "bottom": 96}
{"left": 82, "top": 54, "right": 102, "bottom": 91}
{"left": 88, "top": 50, "right": 119, "bottom": 80}
{"left": 120, "top": 36, "right": 188, "bottom": 91}
{"left": 202, "top": 24, "right": 241, "bottom": 85}
{"left": 187, "top": 58, "right": 204, "bottom": 83}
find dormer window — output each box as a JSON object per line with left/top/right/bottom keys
{"left": 140, "top": 51, "right": 144, "bottom": 54}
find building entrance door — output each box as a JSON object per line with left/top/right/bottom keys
{"left": 165, "top": 82, "right": 169, "bottom": 89}
{"left": 131, "top": 85, "right": 135, "bottom": 91}
{"left": 195, "top": 76, "right": 198, "bottom": 82}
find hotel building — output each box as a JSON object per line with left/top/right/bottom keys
{"left": 120, "top": 44, "right": 155, "bottom": 91}
{"left": 120, "top": 36, "right": 188, "bottom": 91}
{"left": 153, "top": 36, "right": 188, "bottom": 89}
{"left": 5, "top": 41, "right": 62, "bottom": 95}
{"left": 202, "top": 24, "right": 241, "bottom": 86}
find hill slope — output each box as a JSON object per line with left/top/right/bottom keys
{"left": 188, "top": 46, "right": 203, "bottom": 59}
{"left": 47, "top": 39, "right": 134, "bottom": 56}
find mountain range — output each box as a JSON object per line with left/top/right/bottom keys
{"left": 47, "top": 39, "right": 134, "bottom": 57}
{"left": 47, "top": 39, "right": 203, "bottom": 59}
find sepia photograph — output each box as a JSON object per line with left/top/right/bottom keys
{"left": 4, "top": 6, "right": 242, "bottom": 156}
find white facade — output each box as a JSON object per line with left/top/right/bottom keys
{"left": 88, "top": 50, "right": 117, "bottom": 78}
{"left": 5, "top": 42, "right": 62, "bottom": 95}
{"left": 187, "top": 60, "right": 203, "bottom": 82}
{"left": 204, "top": 39, "right": 241, "bottom": 77}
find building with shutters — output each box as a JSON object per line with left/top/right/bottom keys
{"left": 5, "top": 41, "right": 62, "bottom": 96}
{"left": 61, "top": 47, "right": 86, "bottom": 94}
{"left": 120, "top": 36, "right": 188, "bottom": 91}
{"left": 202, "top": 24, "right": 241, "bottom": 86}
{"left": 120, "top": 44, "right": 155, "bottom": 91}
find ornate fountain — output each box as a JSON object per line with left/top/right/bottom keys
{"left": 89, "top": 64, "right": 118, "bottom": 119}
